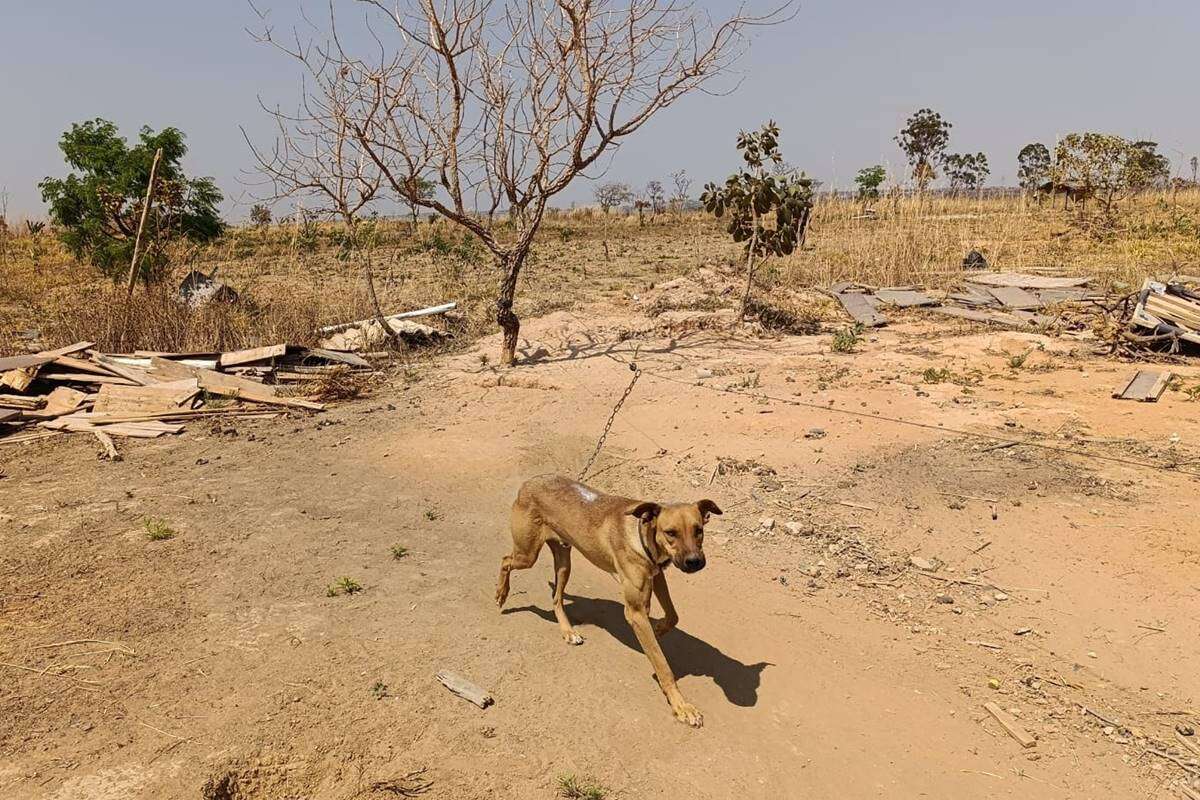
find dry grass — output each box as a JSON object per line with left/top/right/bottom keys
{"left": 3, "top": 189, "right": 1200, "bottom": 354}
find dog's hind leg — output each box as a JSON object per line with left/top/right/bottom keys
{"left": 547, "top": 541, "right": 583, "bottom": 645}
{"left": 496, "top": 501, "right": 542, "bottom": 608}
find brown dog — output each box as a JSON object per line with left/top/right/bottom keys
{"left": 495, "top": 474, "right": 721, "bottom": 727}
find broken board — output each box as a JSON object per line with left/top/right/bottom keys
{"left": 927, "top": 306, "right": 1028, "bottom": 327}
{"left": 93, "top": 379, "right": 200, "bottom": 414}
{"left": 966, "top": 272, "right": 1090, "bottom": 289}
{"left": 218, "top": 343, "right": 289, "bottom": 368}
{"left": 1112, "top": 370, "right": 1172, "bottom": 402}
{"left": 834, "top": 292, "right": 887, "bottom": 327}
{"left": 986, "top": 286, "right": 1043, "bottom": 310}
{"left": 874, "top": 289, "right": 937, "bottom": 308}
{"left": 983, "top": 702, "right": 1037, "bottom": 748}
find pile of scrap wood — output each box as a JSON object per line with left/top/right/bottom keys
{"left": 830, "top": 272, "right": 1098, "bottom": 330}
{"left": 317, "top": 302, "right": 456, "bottom": 352}
{"left": 1, "top": 342, "right": 371, "bottom": 452}
{"left": 1128, "top": 278, "right": 1200, "bottom": 351}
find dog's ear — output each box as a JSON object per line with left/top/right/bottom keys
{"left": 628, "top": 501, "right": 661, "bottom": 522}
{"left": 696, "top": 499, "right": 722, "bottom": 519}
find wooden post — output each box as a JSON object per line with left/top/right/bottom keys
{"left": 124, "top": 148, "right": 163, "bottom": 296}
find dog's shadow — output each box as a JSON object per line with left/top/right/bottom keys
{"left": 504, "top": 592, "right": 770, "bottom": 707}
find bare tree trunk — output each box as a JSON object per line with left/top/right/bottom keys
{"left": 347, "top": 217, "right": 403, "bottom": 350}
{"left": 496, "top": 250, "right": 526, "bottom": 365}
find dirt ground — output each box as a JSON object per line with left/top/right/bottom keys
{"left": 3, "top": 304, "right": 1200, "bottom": 799}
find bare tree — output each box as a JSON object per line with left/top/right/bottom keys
{"left": 253, "top": 0, "right": 785, "bottom": 365}
{"left": 670, "top": 169, "right": 692, "bottom": 213}
{"left": 244, "top": 84, "right": 401, "bottom": 346}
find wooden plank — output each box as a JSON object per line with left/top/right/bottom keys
{"left": 40, "top": 417, "right": 184, "bottom": 438}
{"left": 1, "top": 364, "right": 41, "bottom": 392}
{"left": 44, "top": 387, "right": 89, "bottom": 415}
{"left": 301, "top": 348, "right": 372, "bottom": 369}
{"left": 1034, "top": 287, "right": 1091, "bottom": 303}
{"left": 148, "top": 357, "right": 324, "bottom": 411}
{"left": 435, "top": 671, "right": 493, "bottom": 709}
{"left": 986, "top": 286, "right": 1043, "bottom": 310}
{"left": 0, "top": 394, "right": 45, "bottom": 410}
{"left": 1113, "top": 370, "right": 1172, "bottom": 402}
{"left": 51, "top": 355, "right": 119, "bottom": 377}
{"left": 218, "top": 343, "right": 289, "bottom": 368}
{"left": 33, "top": 372, "right": 137, "bottom": 386}
{"left": 983, "top": 702, "right": 1037, "bottom": 748}
{"left": 835, "top": 292, "right": 888, "bottom": 327}
{"left": 967, "top": 272, "right": 1090, "bottom": 289}
{"left": 875, "top": 289, "right": 937, "bottom": 308}
{"left": 90, "top": 354, "right": 159, "bottom": 386}
{"left": 0, "top": 354, "right": 53, "bottom": 372}
{"left": 317, "top": 302, "right": 457, "bottom": 335}
{"left": 0, "top": 409, "right": 20, "bottom": 425}
{"left": 1145, "top": 294, "right": 1200, "bottom": 330}
{"left": 93, "top": 380, "right": 199, "bottom": 414}
{"left": 94, "top": 430, "right": 121, "bottom": 461}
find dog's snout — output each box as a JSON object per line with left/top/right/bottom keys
{"left": 682, "top": 555, "right": 706, "bottom": 573}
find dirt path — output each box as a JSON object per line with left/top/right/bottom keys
{"left": 3, "top": 310, "right": 1199, "bottom": 798}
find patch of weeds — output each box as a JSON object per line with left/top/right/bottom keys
{"left": 1184, "top": 385, "right": 1200, "bottom": 402}
{"left": 390, "top": 544, "right": 409, "bottom": 560}
{"left": 1004, "top": 350, "right": 1031, "bottom": 369}
{"left": 557, "top": 774, "right": 609, "bottom": 800}
{"left": 326, "top": 576, "right": 363, "bottom": 597}
{"left": 370, "top": 681, "right": 389, "bottom": 699}
{"left": 922, "top": 367, "right": 953, "bottom": 384}
{"left": 814, "top": 365, "right": 851, "bottom": 391}
{"left": 144, "top": 517, "right": 176, "bottom": 541}
{"left": 744, "top": 296, "right": 822, "bottom": 335}
{"left": 830, "top": 324, "right": 864, "bottom": 353}
{"left": 729, "top": 372, "right": 760, "bottom": 390}
{"left": 424, "top": 508, "right": 441, "bottom": 521}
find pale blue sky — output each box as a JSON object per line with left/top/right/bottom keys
{"left": 2, "top": 1, "right": 1197, "bottom": 220}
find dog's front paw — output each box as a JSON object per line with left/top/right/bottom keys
{"left": 563, "top": 631, "right": 584, "bottom": 646}
{"left": 673, "top": 701, "right": 704, "bottom": 728}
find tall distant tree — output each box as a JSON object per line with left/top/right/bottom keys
{"left": 942, "top": 152, "right": 989, "bottom": 192}
{"left": 670, "top": 169, "right": 693, "bottom": 213}
{"left": 894, "top": 109, "right": 952, "bottom": 193}
{"left": 594, "top": 182, "right": 632, "bottom": 214}
{"left": 1055, "top": 132, "right": 1153, "bottom": 215}
{"left": 1191, "top": 155, "right": 1199, "bottom": 184}
{"left": 645, "top": 181, "right": 666, "bottom": 216}
{"left": 1017, "top": 143, "right": 1052, "bottom": 192}
{"left": 1128, "top": 141, "right": 1170, "bottom": 189}
{"left": 853, "top": 165, "right": 886, "bottom": 201}
{"left": 702, "top": 122, "right": 813, "bottom": 317}
{"left": 254, "top": 0, "right": 783, "bottom": 366}
{"left": 40, "top": 119, "right": 223, "bottom": 283}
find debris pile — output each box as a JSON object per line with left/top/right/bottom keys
{"left": 1129, "top": 279, "right": 1200, "bottom": 351}
{"left": 0, "top": 341, "right": 371, "bottom": 452}
{"left": 829, "top": 271, "right": 1098, "bottom": 331}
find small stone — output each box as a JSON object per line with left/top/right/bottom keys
{"left": 987, "top": 678, "right": 1001, "bottom": 690}
{"left": 1087, "top": 651, "right": 1098, "bottom": 659}
{"left": 1014, "top": 627, "right": 1032, "bottom": 636}
{"left": 909, "top": 556, "right": 940, "bottom": 572}
{"left": 759, "top": 518, "right": 775, "bottom": 531}
{"left": 935, "top": 593, "right": 954, "bottom": 604}
{"left": 1176, "top": 723, "right": 1195, "bottom": 736}
{"left": 994, "top": 592, "right": 1009, "bottom": 601}
{"left": 804, "top": 428, "right": 826, "bottom": 440}
{"left": 784, "top": 521, "right": 806, "bottom": 536}
{"left": 695, "top": 368, "right": 713, "bottom": 380}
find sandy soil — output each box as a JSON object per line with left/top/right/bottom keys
{"left": 3, "top": 305, "right": 1199, "bottom": 799}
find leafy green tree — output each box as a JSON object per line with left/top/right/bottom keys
{"left": 854, "top": 165, "right": 886, "bottom": 201}
{"left": 942, "top": 152, "right": 989, "bottom": 192}
{"left": 894, "top": 109, "right": 952, "bottom": 192}
{"left": 1128, "top": 141, "right": 1170, "bottom": 189}
{"left": 1055, "top": 132, "right": 1162, "bottom": 215}
{"left": 1017, "top": 143, "right": 1052, "bottom": 191}
{"left": 701, "top": 121, "right": 813, "bottom": 317}
{"left": 406, "top": 177, "right": 436, "bottom": 229}
{"left": 40, "top": 119, "right": 223, "bottom": 283}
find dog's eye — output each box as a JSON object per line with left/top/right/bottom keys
{"left": 662, "top": 528, "right": 677, "bottom": 538}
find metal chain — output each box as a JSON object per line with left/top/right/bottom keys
{"left": 578, "top": 362, "right": 641, "bottom": 481}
